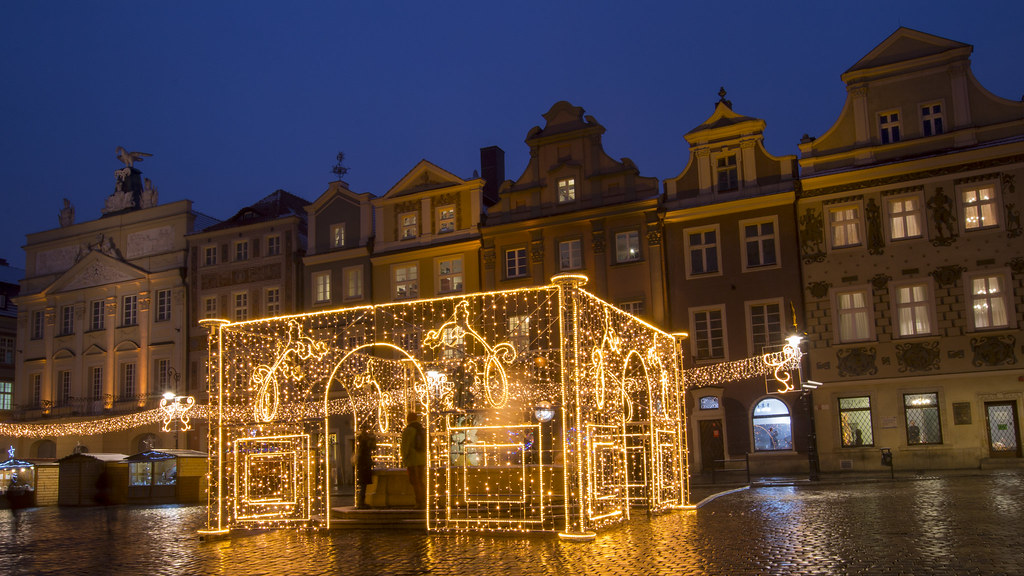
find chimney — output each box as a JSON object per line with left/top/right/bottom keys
{"left": 480, "top": 146, "right": 505, "bottom": 206}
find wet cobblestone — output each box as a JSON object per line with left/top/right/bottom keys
{"left": 1, "top": 472, "right": 1022, "bottom": 575}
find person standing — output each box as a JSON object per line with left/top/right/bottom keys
{"left": 401, "top": 412, "right": 427, "bottom": 509}
{"left": 355, "top": 421, "right": 376, "bottom": 509}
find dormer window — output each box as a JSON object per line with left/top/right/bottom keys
{"left": 331, "top": 223, "right": 346, "bottom": 249}
{"left": 879, "top": 111, "right": 901, "bottom": 144}
{"left": 716, "top": 155, "right": 738, "bottom": 192}
{"left": 921, "top": 103, "right": 944, "bottom": 137}
{"left": 437, "top": 205, "right": 456, "bottom": 234}
{"left": 400, "top": 213, "right": 418, "bottom": 240}
{"left": 557, "top": 178, "right": 576, "bottom": 203}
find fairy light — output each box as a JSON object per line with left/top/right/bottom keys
{"left": 159, "top": 393, "right": 197, "bottom": 432}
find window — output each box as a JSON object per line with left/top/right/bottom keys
{"left": 557, "top": 178, "right": 576, "bottom": 203}
{"left": 961, "top": 185, "right": 999, "bottom": 230}
{"left": 742, "top": 219, "right": 778, "bottom": 269}
{"left": 686, "top": 227, "right": 719, "bottom": 276}
{"left": 829, "top": 205, "right": 862, "bottom": 248}
{"left": 698, "top": 396, "right": 720, "bottom": 410}
{"left": 839, "top": 397, "right": 874, "bottom": 447}
{"left": 61, "top": 305, "right": 74, "bottom": 336}
{"left": 894, "top": 283, "right": 933, "bottom": 337}
{"left": 879, "top": 111, "right": 901, "bottom": 144}
{"left": 400, "top": 212, "right": 418, "bottom": 240}
{"left": 58, "top": 370, "right": 71, "bottom": 406}
{"left": 441, "top": 326, "right": 465, "bottom": 360}
{"left": 505, "top": 248, "right": 528, "bottom": 279}
{"left": 615, "top": 231, "right": 640, "bottom": 263}
{"left": 438, "top": 258, "right": 463, "bottom": 294}
{"left": 835, "top": 288, "right": 873, "bottom": 342}
{"left": 619, "top": 301, "right": 645, "bottom": 317}
{"left": 0, "top": 336, "right": 13, "bottom": 365}
{"left": 749, "top": 301, "right": 783, "bottom": 353}
{"left": 752, "top": 398, "right": 793, "bottom": 451}
{"left": 90, "top": 366, "right": 103, "bottom": 400}
{"left": 156, "top": 289, "right": 171, "bottom": 322}
{"left": 233, "top": 292, "right": 248, "bottom": 321}
{"left": 265, "top": 287, "right": 281, "bottom": 316}
{"left": 204, "top": 246, "right": 217, "bottom": 266}
{"left": 0, "top": 381, "right": 11, "bottom": 411}
{"left": 31, "top": 374, "right": 41, "bottom": 407}
{"left": 437, "top": 205, "right": 456, "bottom": 234}
{"left": 904, "top": 392, "right": 942, "bottom": 445}
{"left": 888, "top": 195, "right": 923, "bottom": 240}
{"left": 716, "top": 155, "right": 738, "bottom": 192}
{"left": 90, "top": 300, "right": 105, "bottom": 331}
{"left": 393, "top": 264, "right": 418, "bottom": 300}
{"left": 344, "top": 266, "right": 364, "bottom": 300}
{"left": 559, "top": 239, "right": 582, "bottom": 271}
{"left": 313, "top": 271, "right": 332, "bottom": 304}
{"left": 129, "top": 458, "right": 177, "bottom": 487}
{"left": 235, "top": 240, "right": 249, "bottom": 261}
{"left": 921, "top": 103, "right": 943, "bottom": 137}
{"left": 331, "top": 223, "right": 346, "bottom": 249}
{"left": 203, "top": 296, "right": 218, "bottom": 319}
{"left": 508, "top": 315, "right": 530, "bottom": 353}
{"left": 122, "top": 295, "right": 138, "bottom": 326}
{"left": 157, "top": 359, "right": 171, "bottom": 389}
{"left": 691, "top": 307, "right": 725, "bottom": 361}
{"left": 969, "top": 274, "right": 1009, "bottom": 330}
{"left": 266, "top": 235, "right": 281, "bottom": 256}
{"left": 32, "top": 310, "right": 44, "bottom": 339}
{"left": 121, "top": 362, "right": 136, "bottom": 399}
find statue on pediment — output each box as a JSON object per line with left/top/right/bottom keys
{"left": 140, "top": 178, "right": 158, "bottom": 208}
{"left": 59, "top": 198, "right": 75, "bottom": 227}
{"left": 116, "top": 146, "right": 152, "bottom": 168}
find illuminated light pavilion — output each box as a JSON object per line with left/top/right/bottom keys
{"left": 198, "top": 274, "right": 688, "bottom": 537}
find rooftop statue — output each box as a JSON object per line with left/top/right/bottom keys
{"left": 115, "top": 146, "right": 152, "bottom": 168}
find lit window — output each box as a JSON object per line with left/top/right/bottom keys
{"left": 90, "top": 366, "right": 103, "bottom": 400}
{"left": 59, "top": 370, "right": 71, "bottom": 406}
{"left": 829, "top": 205, "right": 862, "bottom": 248}
{"left": 557, "top": 178, "right": 576, "bottom": 203}
{"left": 90, "top": 300, "right": 105, "bottom": 331}
{"left": 888, "top": 196, "right": 923, "bottom": 240}
{"left": 505, "top": 248, "right": 528, "bottom": 279}
{"left": 204, "top": 246, "right": 217, "bottom": 266}
{"left": 686, "top": 228, "right": 719, "bottom": 276}
{"left": 752, "top": 398, "right": 793, "bottom": 451}
{"left": 121, "top": 362, "right": 136, "bottom": 399}
{"left": 615, "top": 231, "right": 640, "bottom": 263}
{"left": 749, "top": 301, "right": 782, "bottom": 352}
{"left": 203, "top": 296, "right": 218, "bottom": 319}
{"left": 895, "top": 283, "right": 932, "bottom": 337}
{"left": 879, "top": 111, "right": 901, "bottom": 144}
{"left": 122, "top": 295, "right": 138, "bottom": 326}
{"left": 32, "top": 310, "right": 44, "bottom": 339}
{"left": 559, "top": 239, "right": 582, "bottom": 271}
{"left": 743, "top": 220, "right": 777, "bottom": 268}
{"left": 921, "top": 103, "right": 943, "bottom": 137}
{"left": 266, "top": 235, "right": 281, "bottom": 256}
{"left": 961, "top": 185, "right": 999, "bottom": 230}
{"left": 692, "top": 307, "right": 725, "bottom": 360}
{"left": 699, "top": 396, "right": 719, "bottom": 410}
{"left": 265, "top": 287, "right": 281, "bottom": 316}
{"left": 441, "top": 326, "right": 464, "bottom": 360}
{"left": 438, "top": 205, "right": 456, "bottom": 234}
{"left": 313, "top": 271, "right": 332, "bottom": 304}
{"left": 508, "top": 315, "right": 530, "bottom": 353}
{"left": 835, "top": 289, "right": 872, "bottom": 342}
{"left": 0, "top": 336, "right": 13, "bottom": 365}
{"left": 233, "top": 292, "right": 248, "bottom": 321}
{"left": 344, "top": 266, "right": 363, "bottom": 300}
{"left": 61, "top": 305, "right": 74, "bottom": 336}
{"left": 157, "top": 359, "right": 171, "bottom": 389}
{"left": 331, "top": 223, "right": 346, "bottom": 249}
{"left": 970, "top": 274, "right": 1009, "bottom": 330}
{"left": 235, "top": 241, "right": 249, "bottom": 261}
{"left": 156, "top": 289, "right": 172, "bottom": 322}
{"left": 0, "top": 380, "right": 13, "bottom": 411}
{"left": 400, "top": 213, "right": 418, "bottom": 240}
{"left": 717, "top": 155, "right": 738, "bottom": 192}
{"left": 839, "top": 397, "right": 874, "bottom": 447}
{"left": 31, "top": 374, "right": 41, "bottom": 407}
{"left": 904, "top": 393, "right": 942, "bottom": 445}
{"left": 394, "top": 264, "right": 418, "bottom": 300}
{"left": 438, "top": 258, "right": 463, "bottom": 294}
{"left": 619, "top": 301, "right": 644, "bottom": 317}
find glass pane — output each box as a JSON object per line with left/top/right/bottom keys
{"left": 753, "top": 398, "right": 789, "bottom": 417}
{"left": 988, "top": 405, "right": 1018, "bottom": 452}
{"left": 753, "top": 416, "right": 793, "bottom": 451}
{"left": 129, "top": 463, "right": 152, "bottom": 486}
{"left": 153, "top": 460, "right": 177, "bottom": 485}
{"left": 839, "top": 397, "right": 870, "bottom": 410}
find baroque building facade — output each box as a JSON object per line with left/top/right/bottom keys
{"left": 0, "top": 259, "right": 21, "bottom": 416}
{"left": 798, "top": 28, "right": 1024, "bottom": 472}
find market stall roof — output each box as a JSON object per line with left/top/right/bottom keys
{"left": 153, "top": 449, "right": 208, "bottom": 459}
{"left": 0, "top": 458, "right": 34, "bottom": 470}
{"left": 123, "top": 450, "right": 177, "bottom": 463}
{"left": 57, "top": 452, "right": 129, "bottom": 463}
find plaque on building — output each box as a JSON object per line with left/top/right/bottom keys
{"left": 953, "top": 402, "right": 972, "bottom": 425}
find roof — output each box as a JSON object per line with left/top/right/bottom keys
{"left": 844, "top": 27, "right": 970, "bottom": 75}
{"left": 58, "top": 452, "right": 129, "bottom": 463}
{"left": 0, "top": 458, "right": 35, "bottom": 470}
{"left": 203, "top": 189, "right": 310, "bottom": 232}
{"left": 123, "top": 450, "right": 177, "bottom": 462}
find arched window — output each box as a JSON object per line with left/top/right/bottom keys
{"left": 752, "top": 398, "right": 793, "bottom": 451}
{"left": 33, "top": 439, "right": 57, "bottom": 458}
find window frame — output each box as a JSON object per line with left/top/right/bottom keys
{"left": 904, "top": 392, "right": 943, "bottom": 446}
{"left": 233, "top": 291, "right": 248, "bottom": 322}
{"left": 203, "top": 296, "right": 218, "bottom": 319}
{"left": 234, "top": 240, "right": 249, "bottom": 262}
{"left": 690, "top": 305, "right": 727, "bottom": 362}
{"left": 958, "top": 181, "right": 1000, "bottom": 232}
{"left": 90, "top": 366, "right": 103, "bottom": 400}
{"left": 31, "top": 310, "right": 45, "bottom": 340}
{"left": 122, "top": 295, "right": 138, "bottom": 327}
{"left": 504, "top": 248, "right": 528, "bottom": 279}
{"left": 965, "top": 271, "right": 1012, "bottom": 331}
{"left": 392, "top": 263, "right": 419, "bottom": 300}
{"left": 437, "top": 205, "right": 456, "bottom": 234}
{"left": 891, "top": 280, "right": 936, "bottom": 338}
{"left": 312, "top": 271, "right": 332, "bottom": 304}
{"left": 879, "top": 110, "right": 902, "bottom": 144}
{"left": 399, "top": 212, "right": 418, "bottom": 240}
{"left": 557, "top": 178, "right": 576, "bottom": 204}
{"left": 203, "top": 245, "right": 217, "bottom": 266}
{"left": 832, "top": 286, "right": 875, "bottom": 343}
{"left": 618, "top": 301, "right": 645, "bottom": 317}
{"left": 331, "top": 223, "right": 346, "bottom": 249}
{"left": 437, "top": 256, "right": 464, "bottom": 294}
{"left": 739, "top": 216, "right": 780, "bottom": 271}
{"left": 265, "top": 286, "right": 281, "bottom": 316}
{"left": 838, "top": 396, "right": 875, "bottom": 448}
{"left": 0, "top": 380, "right": 14, "bottom": 411}
{"left": 120, "top": 362, "right": 136, "bottom": 399}
{"left": 90, "top": 300, "right": 105, "bottom": 331}
{"left": 716, "top": 153, "right": 739, "bottom": 192}
{"left": 58, "top": 370, "right": 71, "bottom": 406}
{"left": 828, "top": 202, "right": 864, "bottom": 250}
{"left": 684, "top": 225, "right": 721, "bottom": 279}
{"left": 265, "top": 234, "right": 281, "bottom": 256}
{"left": 61, "top": 304, "right": 75, "bottom": 336}
{"left": 614, "top": 230, "right": 641, "bottom": 264}
{"left": 884, "top": 192, "right": 925, "bottom": 241}
{"left": 343, "top": 265, "right": 364, "bottom": 301}
{"left": 752, "top": 397, "right": 794, "bottom": 452}
{"left": 156, "top": 289, "right": 172, "bottom": 322}
{"left": 920, "top": 101, "right": 944, "bottom": 137}
{"left": 0, "top": 336, "right": 13, "bottom": 365}
{"left": 558, "top": 238, "right": 583, "bottom": 271}
{"left": 746, "top": 298, "right": 784, "bottom": 356}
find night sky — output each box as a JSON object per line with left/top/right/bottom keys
{"left": 3, "top": 1, "right": 1023, "bottom": 271}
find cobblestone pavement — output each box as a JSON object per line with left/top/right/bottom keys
{"left": 1, "top": 472, "right": 1022, "bottom": 575}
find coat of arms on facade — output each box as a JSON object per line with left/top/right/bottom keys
{"left": 971, "top": 335, "right": 1016, "bottom": 367}
{"left": 895, "top": 341, "right": 941, "bottom": 372}
{"left": 799, "top": 207, "right": 826, "bottom": 263}
{"left": 837, "top": 347, "right": 878, "bottom": 377}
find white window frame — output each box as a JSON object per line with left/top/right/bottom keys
{"left": 920, "top": 102, "right": 944, "bottom": 137}
{"left": 59, "top": 370, "right": 71, "bottom": 406}
{"left": 203, "top": 296, "right": 218, "bottom": 319}
{"left": 559, "top": 239, "right": 583, "bottom": 271}
{"left": 233, "top": 291, "right": 248, "bottom": 321}
{"left": 437, "top": 205, "right": 456, "bottom": 234}
{"left": 313, "top": 271, "right": 332, "bottom": 304}
{"left": 122, "top": 295, "right": 138, "bottom": 326}
{"left": 891, "top": 280, "right": 935, "bottom": 338}
{"left": 505, "top": 248, "right": 528, "bottom": 279}
{"left": 958, "top": 182, "right": 1000, "bottom": 232}
{"left": 614, "top": 230, "right": 641, "bottom": 263}
{"left": 265, "top": 234, "right": 281, "bottom": 256}
{"left": 508, "top": 315, "right": 530, "bottom": 353}
{"left": 557, "top": 178, "right": 576, "bottom": 204}
{"left": 619, "top": 301, "right": 645, "bottom": 317}
{"left": 120, "top": 362, "right": 136, "bottom": 399}
{"left": 746, "top": 298, "right": 784, "bottom": 356}
{"left": 965, "top": 271, "right": 1012, "bottom": 331}
{"left": 343, "top": 266, "right": 364, "bottom": 301}
{"left": 265, "top": 287, "right": 281, "bottom": 316}
{"left": 885, "top": 193, "right": 924, "bottom": 241}
{"left": 90, "top": 366, "right": 103, "bottom": 400}
{"left": 331, "top": 223, "right": 346, "bottom": 249}
{"left": 740, "top": 216, "right": 780, "bottom": 271}
{"left": 204, "top": 246, "right": 217, "bottom": 266}
{"left": 0, "top": 336, "right": 13, "bottom": 365}
{"left": 879, "top": 110, "right": 901, "bottom": 144}
{"left": 690, "top": 306, "right": 727, "bottom": 362}
{"left": 716, "top": 153, "right": 738, "bottom": 192}
{"left": 400, "top": 212, "right": 418, "bottom": 240}
{"left": 437, "top": 257, "right": 464, "bottom": 294}
{"left": 156, "top": 358, "right": 171, "bottom": 389}
{"left": 828, "top": 203, "right": 863, "bottom": 249}
{"left": 684, "top": 225, "right": 721, "bottom": 278}
{"left": 61, "top": 304, "right": 74, "bottom": 336}
{"left": 32, "top": 310, "right": 44, "bottom": 339}
{"left": 833, "top": 286, "right": 875, "bottom": 343}
{"left": 393, "top": 263, "right": 418, "bottom": 300}
{"left": 234, "top": 240, "right": 249, "bottom": 262}
{"left": 90, "top": 300, "right": 105, "bottom": 331}
{"left": 156, "top": 289, "right": 172, "bottom": 322}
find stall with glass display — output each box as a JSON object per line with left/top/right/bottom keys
{"left": 199, "top": 275, "right": 688, "bottom": 537}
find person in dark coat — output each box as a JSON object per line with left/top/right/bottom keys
{"left": 355, "top": 421, "right": 376, "bottom": 509}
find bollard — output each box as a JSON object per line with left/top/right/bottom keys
{"left": 880, "top": 448, "right": 893, "bottom": 479}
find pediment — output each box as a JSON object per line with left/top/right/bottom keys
{"left": 83, "top": 344, "right": 106, "bottom": 356}
{"left": 48, "top": 251, "right": 145, "bottom": 294}
{"left": 845, "top": 27, "right": 969, "bottom": 74}
{"left": 52, "top": 348, "right": 75, "bottom": 360}
{"left": 309, "top": 180, "right": 373, "bottom": 213}
{"left": 685, "top": 101, "right": 765, "bottom": 142}
{"left": 383, "top": 160, "right": 468, "bottom": 199}
{"left": 115, "top": 339, "right": 140, "bottom": 352}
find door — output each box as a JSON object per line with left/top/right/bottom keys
{"left": 699, "top": 419, "right": 724, "bottom": 472}
{"left": 985, "top": 402, "right": 1022, "bottom": 458}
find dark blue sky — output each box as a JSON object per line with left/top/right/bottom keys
{"left": 3, "top": 1, "right": 1023, "bottom": 270}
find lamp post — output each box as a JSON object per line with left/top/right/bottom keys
{"left": 765, "top": 335, "right": 822, "bottom": 482}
